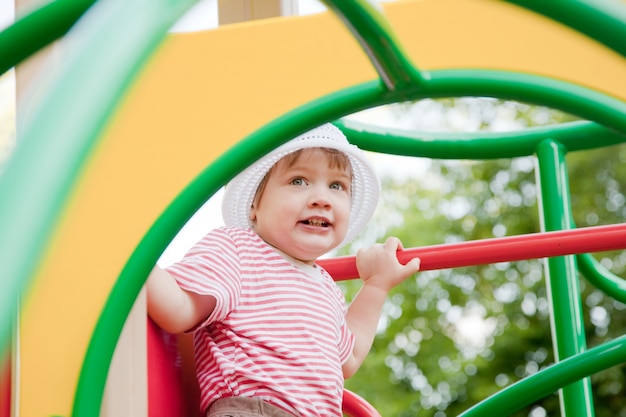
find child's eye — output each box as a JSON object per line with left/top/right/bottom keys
{"left": 290, "top": 178, "right": 306, "bottom": 186}
{"left": 330, "top": 182, "right": 345, "bottom": 191}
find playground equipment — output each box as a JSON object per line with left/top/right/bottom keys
{"left": 1, "top": 0, "right": 626, "bottom": 416}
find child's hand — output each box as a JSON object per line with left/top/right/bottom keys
{"left": 356, "top": 237, "right": 421, "bottom": 292}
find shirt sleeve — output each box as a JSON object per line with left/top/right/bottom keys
{"left": 165, "top": 227, "right": 242, "bottom": 325}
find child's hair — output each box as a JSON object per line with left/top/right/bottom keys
{"left": 252, "top": 147, "right": 353, "bottom": 207}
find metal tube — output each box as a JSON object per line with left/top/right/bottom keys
{"left": 534, "top": 139, "right": 593, "bottom": 417}
{"left": 319, "top": 222, "right": 626, "bottom": 281}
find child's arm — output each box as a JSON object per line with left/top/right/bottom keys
{"left": 342, "top": 237, "right": 420, "bottom": 378}
{"left": 146, "top": 266, "right": 217, "bottom": 334}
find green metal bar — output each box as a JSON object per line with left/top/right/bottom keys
{"left": 421, "top": 70, "right": 626, "bottom": 136}
{"left": 577, "top": 253, "right": 626, "bottom": 304}
{"left": 322, "top": 0, "right": 424, "bottom": 92}
{"left": 458, "top": 335, "right": 626, "bottom": 417}
{"left": 336, "top": 119, "right": 626, "bottom": 160}
{"left": 329, "top": 71, "right": 626, "bottom": 154}
{"left": 0, "top": 0, "right": 95, "bottom": 76}
{"left": 536, "top": 140, "right": 594, "bottom": 417}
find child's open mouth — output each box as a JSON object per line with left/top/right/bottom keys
{"left": 302, "top": 219, "right": 330, "bottom": 227}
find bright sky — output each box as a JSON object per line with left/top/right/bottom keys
{"left": 0, "top": 0, "right": 13, "bottom": 30}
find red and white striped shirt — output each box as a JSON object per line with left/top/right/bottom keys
{"left": 166, "top": 226, "right": 355, "bottom": 416}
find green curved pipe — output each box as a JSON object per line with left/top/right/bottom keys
{"left": 0, "top": 0, "right": 95, "bottom": 76}
{"left": 578, "top": 253, "right": 626, "bottom": 305}
{"left": 322, "top": 0, "right": 424, "bottom": 91}
{"left": 420, "top": 70, "right": 626, "bottom": 135}
{"left": 336, "top": 119, "right": 626, "bottom": 160}
{"left": 458, "top": 335, "right": 626, "bottom": 417}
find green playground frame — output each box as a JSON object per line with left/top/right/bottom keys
{"left": 1, "top": 1, "right": 626, "bottom": 416}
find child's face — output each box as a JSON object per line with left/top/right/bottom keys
{"left": 250, "top": 148, "right": 352, "bottom": 265}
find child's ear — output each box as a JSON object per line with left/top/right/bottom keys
{"left": 249, "top": 204, "right": 257, "bottom": 222}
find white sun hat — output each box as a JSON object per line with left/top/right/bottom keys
{"left": 222, "top": 123, "right": 381, "bottom": 248}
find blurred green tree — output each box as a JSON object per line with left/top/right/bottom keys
{"left": 340, "top": 99, "right": 626, "bottom": 417}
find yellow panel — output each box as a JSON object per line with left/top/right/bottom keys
{"left": 18, "top": 1, "right": 626, "bottom": 416}
{"left": 388, "top": 0, "right": 626, "bottom": 100}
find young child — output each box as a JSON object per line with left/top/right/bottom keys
{"left": 147, "top": 123, "right": 421, "bottom": 417}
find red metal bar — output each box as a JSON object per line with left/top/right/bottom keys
{"left": 318, "top": 223, "right": 626, "bottom": 281}
{"left": 1, "top": 352, "right": 10, "bottom": 417}
{"left": 342, "top": 389, "right": 382, "bottom": 417}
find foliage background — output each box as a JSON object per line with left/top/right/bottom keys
{"left": 340, "top": 99, "right": 626, "bottom": 417}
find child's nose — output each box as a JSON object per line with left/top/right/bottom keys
{"left": 309, "top": 185, "right": 332, "bottom": 207}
